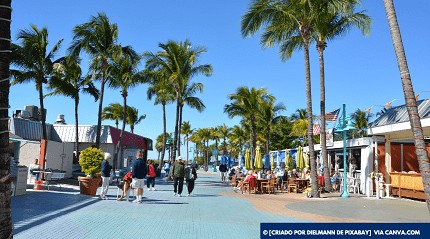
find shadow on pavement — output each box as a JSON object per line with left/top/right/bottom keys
{"left": 12, "top": 191, "right": 99, "bottom": 234}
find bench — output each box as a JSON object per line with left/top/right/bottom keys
{"left": 390, "top": 171, "right": 425, "bottom": 200}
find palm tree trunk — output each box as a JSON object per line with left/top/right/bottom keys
{"left": 302, "top": 35, "right": 319, "bottom": 198}
{"left": 172, "top": 100, "right": 180, "bottom": 163}
{"left": 0, "top": 0, "right": 11, "bottom": 236}
{"left": 177, "top": 105, "right": 183, "bottom": 157}
{"left": 114, "top": 91, "right": 128, "bottom": 171}
{"left": 38, "top": 80, "right": 48, "bottom": 170}
{"left": 251, "top": 115, "right": 257, "bottom": 162}
{"left": 74, "top": 97, "right": 80, "bottom": 163}
{"left": 384, "top": 0, "right": 430, "bottom": 210}
{"left": 95, "top": 70, "right": 107, "bottom": 148}
{"left": 318, "top": 43, "right": 332, "bottom": 192}
{"left": 186, "top": 134, "right": 189, "bottom": 164}
{"left": 159, "top": 103, "right": 167, "bottom": 171}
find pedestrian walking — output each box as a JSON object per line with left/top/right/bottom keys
{"left": 100, "top": 153, "right": 112, "bottom": 200}
{"left": 147, "top": 160, "right": 156, "bottom": 191}
{"left": 131, "top": 151, "right": 147, "bottom": 203}
{"left": 172, "top": 156, "right": 185, "bottom": 197}
{"left": 185, "top": 162, "right": 197, "bottom": 196}
{"left": 219, "top": 162, "right": 228, "bottom": 182}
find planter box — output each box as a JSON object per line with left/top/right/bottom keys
{"left": 78, "top": 176, "right": 101, "bottom": 196}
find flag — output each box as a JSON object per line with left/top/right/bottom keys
{"left": 325, "top": 108, "right": 340, "bottom": 121}
{"left": 313, "top": 122, "right": 320, "bottom": 135}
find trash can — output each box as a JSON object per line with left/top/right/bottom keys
{"left": 34, "top": 180, "right": 43, "bottom": 190}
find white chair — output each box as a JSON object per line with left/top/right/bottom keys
{"left": 348, "top": 177, "right": 360, "bottom": 194}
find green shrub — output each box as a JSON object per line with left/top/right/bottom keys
{"left": 79, "top": 147, "right": 104, "bottom": 177}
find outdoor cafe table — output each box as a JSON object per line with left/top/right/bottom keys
{"left": 256, "top": 178, "right": 269, "bottom": 193}
{"left": 293, "top": 178, "right": 309, "bottom": 192}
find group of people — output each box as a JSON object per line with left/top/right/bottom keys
{"left": 111, "top": 153, "right": 198, "bottom": 203}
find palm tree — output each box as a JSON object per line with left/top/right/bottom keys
{"left": 102, "top": 103, "right": 123, "bottom": 128}
{"left": 192, "top": 128, "right": 211, "bottom": 171}
{"left": 291, "top": 109, "right": 309, "bottom": 146}
{"left": 126, "top": 106, "right": 145, "bottom": 134}
{"left": 108, "top": 47, "right": 141, "bottom": 169}
{"left": 314, "top": 0, "right": 371, "bottom": 192}
{"left": 181, "top": 121, "right": 194, "bottom": 164}
{"left": 144, "top": 40, "right": 212, "bottom": 163}
{"left": 69, "top": 12, "right": 127, "bottom": 148}
{"left": 242, "top": 0, "right": 331, "bottom": 197}
{"left": 384, "top": 0, "right": 430, "bottom": 208}
{"left": 258, "top": 99, "right": 286, "bottom": 155}
{"left": 0, "top": 0, "right": 12, "bottom": 237}
{"left": 47, "top": 55, "right": 99, "bottom": 161}
{"left": 351, "top": 109, "right": 371, "bottom": 138}
{"left": 144, "top": 70, "right": 175, "bottom": 169}
{"left": 224, "top": 87, "right": 274, "bottom": 160}
{"left": 11, "top": 25, "right": 63, "bottom": 142}
{"left": 210, "top": 127, "right": 222, "bottom": 166}
{"left": 218, "top": 124, "right": 231, "bottom": 156}
{"left": 177, "top": 82, "right": 206, "bottom": 157}
{"left": 229, "top": 125, "right": 248, "bottom": 156}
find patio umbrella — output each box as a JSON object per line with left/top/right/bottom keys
{"left": 254, "top": 146, "right": 263, "bottom": 171}
{"left": 304, "top": 152, "right": 310, "bottom": 170}
{"left": 270, "top": 153, "right": 275, "bottom": 171}
{"left": 285, "top": 150, "right": 293, "bottom": 170}
{"left": 296, "top": 146, "right": 304, "bottom": 171}
{"left": 245, "top": 149, "right": 252, "bottom": 170}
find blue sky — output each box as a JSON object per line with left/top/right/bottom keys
{"left": 9, "top": 1, "right": 430, "bottom": 159}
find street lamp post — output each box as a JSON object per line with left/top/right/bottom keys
{"left": 335, "top": 104, "right": 355, "bottom": 198}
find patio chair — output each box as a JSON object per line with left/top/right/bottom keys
{"left": 242, "top": 177, "right": 257, "bottom": 194}
{"left": 262, "top": 178, "right": 276, "bottom": 194}
{"left": 288, "top": 178, "right": 297, "bottom": 193}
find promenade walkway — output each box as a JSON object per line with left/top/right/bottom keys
{"left": 12, "top": 171, "right": 430, "bottom": 238}
{"left": 12, "top": 171, "right": 305, "bottom": 239}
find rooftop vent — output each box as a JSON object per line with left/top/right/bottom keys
{"left": 54, "top": 114, "right": 66, "bottom": 125}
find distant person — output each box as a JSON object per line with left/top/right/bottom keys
{"left": 29, "top": 158, "right": 41, "bottom": 180}
{"left": 132, "top": 151, "right": 147, "bottom": 203}
{"left": 219, "top": 162, "right": 228, "bottom": 182}
{"left": 147, "top": 160, "right": 156, "bottom": 191}
{"left": 185, "top": 162, "right": 197, "bottom": 196}
{"left": 291, "top": 169, "right": 299, "bottom": 178}
{"left": 100, "top": 153, "right": 112, "bottom": 200}
{"left": 172, "top": 156, "right": 185, "bottom": 197}
{"left": 265, "top": 170, "right": 274, "bottom": 179}
{"left": 228, "top": 168, "right": 236, "bottom": 181}
{"left": 117, "top": 170, "right": 133, "bottom": 201}
{"left": 275, "top": 168, "right": 284, "bottom": 188}
{"left": 164, "top": 162, "right": 170, "bottom": 177}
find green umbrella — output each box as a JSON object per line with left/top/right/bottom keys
{"left": 285, "top": 150, "right": 293, "bottom": 170}
{"left": 254, "top": 145, "right": 263, "bottom": 171}
{"left": 245, "top": 149, "right": 252, "bottom": 170}
{"left": 296, "top": 146, "right": 304, "bottom": 171}
{"left": 304, "top": 152, "right": 310, "bottom": 170}
{"left": 270, "top": 153, "right": 275, "bottom": 172}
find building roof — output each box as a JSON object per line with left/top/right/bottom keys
{"left": 369, "top": 99, "right": 430, "bottom": 128}
{"left": 9, "top": 118, "right": 52, "bottom": 141}
{"left": 52, "top": 125, "right": 152, "bottom": 150}
{"left": 367, "top": 99, "right": 430, "bottom": 140}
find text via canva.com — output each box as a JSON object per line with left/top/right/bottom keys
{"left": 261, "top": 229, "right": 421, "bottom": 237}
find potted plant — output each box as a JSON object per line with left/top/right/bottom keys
{"left": 78, "top": 147, "right": 104, "bottom": 196}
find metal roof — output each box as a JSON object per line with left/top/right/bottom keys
{"left": 9, "top": 118, "right": 52, "bottom": 141}
{"left": 369, "top": 99, "right": 430, "bottom": 128}
{"left": 52, "top": 125, "right": 112, "bottom": 143}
